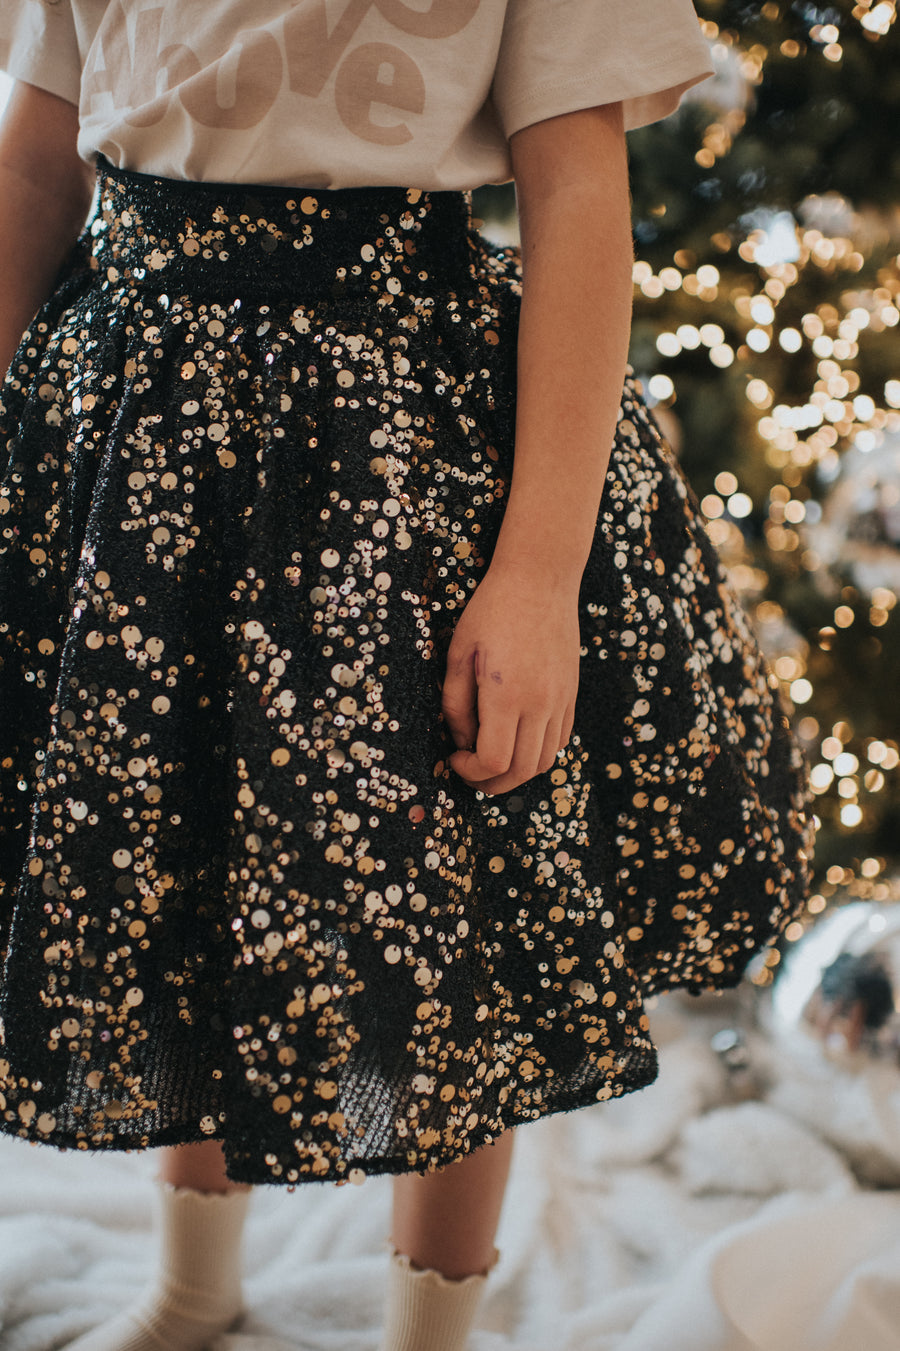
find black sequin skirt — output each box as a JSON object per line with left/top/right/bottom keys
{"left": 0, "top": 160, "right": 812, "bottom": 1183}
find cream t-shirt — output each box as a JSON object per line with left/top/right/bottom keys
{"left": 0, "top": 1, "right": 714, "bottom": 189}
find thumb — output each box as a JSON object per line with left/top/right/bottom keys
{"left": 441, "top": 645, "right": 479, "bottom": 750}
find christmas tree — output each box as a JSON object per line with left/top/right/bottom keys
{"left": 626, "top": 0, "right": 900, "bottom": 967}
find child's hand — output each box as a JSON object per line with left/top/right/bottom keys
{"left": 441, "top": 566, "right": 580, "bottom": 795}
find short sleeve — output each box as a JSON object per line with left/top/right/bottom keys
{"left": 0, "top": 1, "right": 81, "bottom": 106}
{"left": 493, "top": 0, "right": 715, "bottom": 138}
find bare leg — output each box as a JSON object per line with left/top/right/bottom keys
{"left": 391, "top": 1130, "right": 515, "bottom": 1278}
{"left": 158, "top": 1139, "right": 251, "bottom": 1194}
{"left": 379, "top": 1132, "right": 515, "bottom": 1351}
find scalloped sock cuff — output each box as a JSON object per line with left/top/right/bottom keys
{"left": 378, "top": 1249, "right": 495, "bottom": 1351}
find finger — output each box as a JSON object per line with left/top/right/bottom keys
{"left": 539, "top": 718, "right": 564, "bottom": 775}
{"left": 452, "top": 714, "right": 548, "bottom": 795}
{"left": 493, "top": 714, "right": 556, "bottom": 786}
{"left": 449, "top": 708, "right": 519, "bottom": 786}
{"left": 559, "top": 701, "right": 576, "bottom": 752}
{"left": 441, "top": 645, "right": 479, "bottom": 750}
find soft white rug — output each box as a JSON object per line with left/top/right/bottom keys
{"left": 3, "top": 994, "right": 900, "bottom": 1351}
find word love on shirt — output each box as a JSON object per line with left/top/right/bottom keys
{"left": 82, "top": 0, "right": 482, "bottom": 145}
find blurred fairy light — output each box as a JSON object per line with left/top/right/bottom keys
{"left": 869, "top": 741, "right": 900, "bottom": 768}
{"left": 750, "top": 297, "right": 775, "bottom": 325}
{"left": 746, "top": 379, "right": 772, "bottom": 407}
{"left": 631, "top": 7, "right": 900, "bottom": 884}
{"left": 810, "top": 21, "right": 844, "bottom": 60}
{"left": 677, "top": 324, "right": 701, "bottom": 349}
{"left": 752, "top": 212, "right": 802, "bottom": 267}
{"left": 696, "top": 264, "right": 720, "bottom": 288}
{"left": 728, "top": 492, "right": 753, "bottom": 517}
{"left": 646, "top": 373, "right": 675, "bottom": 403}
{"left": 860, "top": 1, "right": 896, "bottom": 34}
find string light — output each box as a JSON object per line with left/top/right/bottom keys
{"left": 631, "top": 2, "right": 900, "bottom": 916}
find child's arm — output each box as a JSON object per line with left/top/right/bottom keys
{"left": 0, "top": 81, "right": 94, "bottom": 379}
{"left": 442, "top": 102, "right": 633, "bottom": 794}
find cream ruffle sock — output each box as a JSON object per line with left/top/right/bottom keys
{"left": 64, "top": 1182, "right": 251, "bottom": 1351}
{"left": 378, "top": 1249, "right": 496, "bottom": 1351}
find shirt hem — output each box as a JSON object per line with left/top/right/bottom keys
{"left": 500, "top": 53, "right": 715, "bottom": 139}
{"left": 1, "top": 50, "right": 81, "bottom": 108}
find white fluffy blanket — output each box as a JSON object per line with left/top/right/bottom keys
{"left": 4, "top": 993, "right": 900, "bottom": 1351}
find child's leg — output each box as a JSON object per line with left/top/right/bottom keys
{"left": 391, "top": 1131, "right": 514, "bottom": 1278}
{"left": 64, "top": 1143, "right": 251, "bottom": 1351}
{"left": 380, "top": 1131, "right": 515, "bottom": 1351}
{"left": 158, "top": 1139, "right": 249, "bottom": 1194}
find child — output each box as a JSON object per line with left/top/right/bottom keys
{"left": 0, "top": 4, "right": 812, "bottom": 1349}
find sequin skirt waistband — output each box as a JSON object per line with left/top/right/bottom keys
{"left": 89, "top": 157, "right": 476, "bottom": 301}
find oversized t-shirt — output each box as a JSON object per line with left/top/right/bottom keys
{"left": 0, "top": 0, "right": 714, "bottom": 189}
